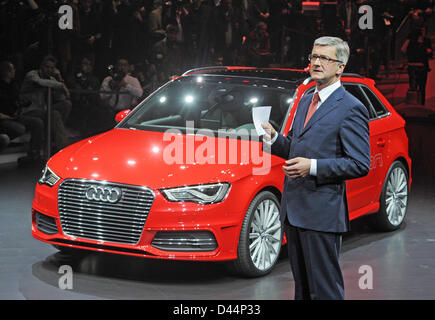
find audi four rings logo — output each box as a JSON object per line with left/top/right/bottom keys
{"left": 85, "top": 185, "right": 122, "bottom": 203}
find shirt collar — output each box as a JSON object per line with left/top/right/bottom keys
{"left": 314, "top": 80, "right": 342, "bottom": 103}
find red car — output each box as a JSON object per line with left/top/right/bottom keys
{"left": 32, "top": 67, "right": 411, "bottom": 277}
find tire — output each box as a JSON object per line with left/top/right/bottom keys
{"left": 227, "top": 191, "right": 283, "bottom": 277}
{"left": 371, "top": 161, "right": 409, "bottom": 231}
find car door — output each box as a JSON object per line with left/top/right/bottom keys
{"left": 343, "top": 83, "right": 385, "bottom": 218}
{"left": 360, "top": 84, "right": 392, "bottom": 200}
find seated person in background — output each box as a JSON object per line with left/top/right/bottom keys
{"left": 0, "top": 61, "right": 44, "bottom": 162}
{"left": 20, "top": 55, "right": 72, "bottom": 151}
{"left": 100, "top": 58, "right": 143, "bottom": 115}
{"left": 66, "top": 56, "right": 111, "bottom": 136}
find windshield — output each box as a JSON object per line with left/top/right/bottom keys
{"left": 121, "top": 75, "right": 296, "bottom": 136}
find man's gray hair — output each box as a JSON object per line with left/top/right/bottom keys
{"left": 313, "top": 36, "right": 350, "bottom": 65}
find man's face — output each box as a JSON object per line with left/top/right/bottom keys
{"left": 309, "top": 45, "right": 344, "bottom": 85}
{"left": 81, "top": 58, "right": 93, "bottom": 74}
{"left": 40, "top": 61, "right": 56, "bottom": 78}
{"left": 116, "top": 59, "right": 130, "bottom": 75}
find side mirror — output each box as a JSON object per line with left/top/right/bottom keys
{"left": 115, "top": 109, "right": 131, "bottom": 123}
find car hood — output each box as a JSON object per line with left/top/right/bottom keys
{"left": 48, "top": 128, "right": 271, "bottom": 189}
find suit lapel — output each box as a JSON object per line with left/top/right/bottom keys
{"left": 298, "top": 86, "right": 345, "bottom": 137}
{"left": 293, "top": 94, "right": 312, "bottom": 137}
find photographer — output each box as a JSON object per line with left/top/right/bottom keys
{"left": 100, "top": 58, "right": 143, "bottom": 111}
{"left": 0, "top": 61, "right": 44, "bottom": 162}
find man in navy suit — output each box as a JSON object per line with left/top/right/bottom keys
{"left": 262, "top": 36, "right": 370, "bottom": 299}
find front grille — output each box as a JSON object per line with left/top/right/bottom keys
{"left": 35, "top": 211, "right": 59, "bottom": 235}
{"left": 58, "top": 179, "right": 154, "bottom": 244}
{"left": 151, "top": 231, "right": 218, "bottom": 251}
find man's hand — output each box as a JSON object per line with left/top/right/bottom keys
{"left": 261, "top": 122, "right": 276, "bottom": 142}
{"left": 62, "top": 84, "right": 71, "bottom": 99}
{"left": 282, "top": 157, "right": 311, "bottom": 179}
{"left": 119, "top": 78, "right": 127, "bottom": 88}
{"left": 53, "top": 68, "right": 63, "bottom": 82}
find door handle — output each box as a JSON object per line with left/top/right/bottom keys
{"left": 377, "top": 138, "right": 386, "bottom": 147}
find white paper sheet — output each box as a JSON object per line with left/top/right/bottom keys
{"left": 252, "top": 106, "right": 272, "bottom": 136}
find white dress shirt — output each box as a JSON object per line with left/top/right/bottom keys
{"left": 100, "top": 74, "right": 144, "bottom": 111}
{"left": 268, "top": 80, "right": 342, "bottom": 176}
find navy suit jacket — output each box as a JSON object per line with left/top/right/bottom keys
{"left": 271, "top": 85, "right": 370, "bottom": 233}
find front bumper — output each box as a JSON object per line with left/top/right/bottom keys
{"left": 31, "top": 180, "right": 243, "bottom": 261}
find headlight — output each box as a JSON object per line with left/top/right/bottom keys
{"left": 38, "top": 165, "right": 61, "bottom": 187}
{"left": 161, "top": 183, "right": 230, "bottom": 204}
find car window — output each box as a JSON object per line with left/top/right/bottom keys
{"left": 343, "top": 84, "right": 376, "bottom": 120}
{"left": 121, "top": 76, "right": 296, "bottom": 136}
{"left": 361, "top": 86, "right": 389, "bottom": 118}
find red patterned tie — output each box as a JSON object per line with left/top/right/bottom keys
{"left": 304, "top": 92, "right": 320, "bottom": 128}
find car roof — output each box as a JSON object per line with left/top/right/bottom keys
{"left": 182, "top": 66, "right": 366, "bottom": 85}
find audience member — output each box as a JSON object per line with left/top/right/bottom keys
{"left": 187, "top": 0, "right": 216, "bottom": 66}
{"left": 19, "top": 55, "right": 71, "bottom": 151}
{"left": 247, "top": 21, "right": 272, "bottom": 67}
{"left": 338, "top": 0, "right": 359, "bottom": 38}
{"left": 403, "top": 26, "right": 433, "bottom": 105}
{"left": 152, "top": 24, "right": 186, "bottom": 83}
{"left": 73, "top": 0, "right": 103, "bottom": 62}
{"left": 147, "top": 0, "right": 167, "bottom": 46}
{"left": 66, "top": 56, "right": 110, "bottom": 137}
{"left": 100, "top": 58, "right": 144, "bottom": 112}
{"left": 54, "top": 0, "right": 80, "bottom": 77}
{"left": 217, "top": 0, "right": 244, "bottom": 65}
{"left": 0, "top": 61, "right": 44, "bottom": 162}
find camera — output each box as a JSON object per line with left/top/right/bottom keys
{"left": 107, "top": 65, "right": 126, "bottom": 90}
{"left": 108, "top": 65, "right": 126, "bottom": 81}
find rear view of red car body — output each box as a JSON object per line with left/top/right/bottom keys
{"left": 31, "top": 67, "right": 411, "bottom": 277}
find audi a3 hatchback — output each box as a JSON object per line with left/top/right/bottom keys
{"left": 32, "top": 67, "right": 411, "bottom": 277}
